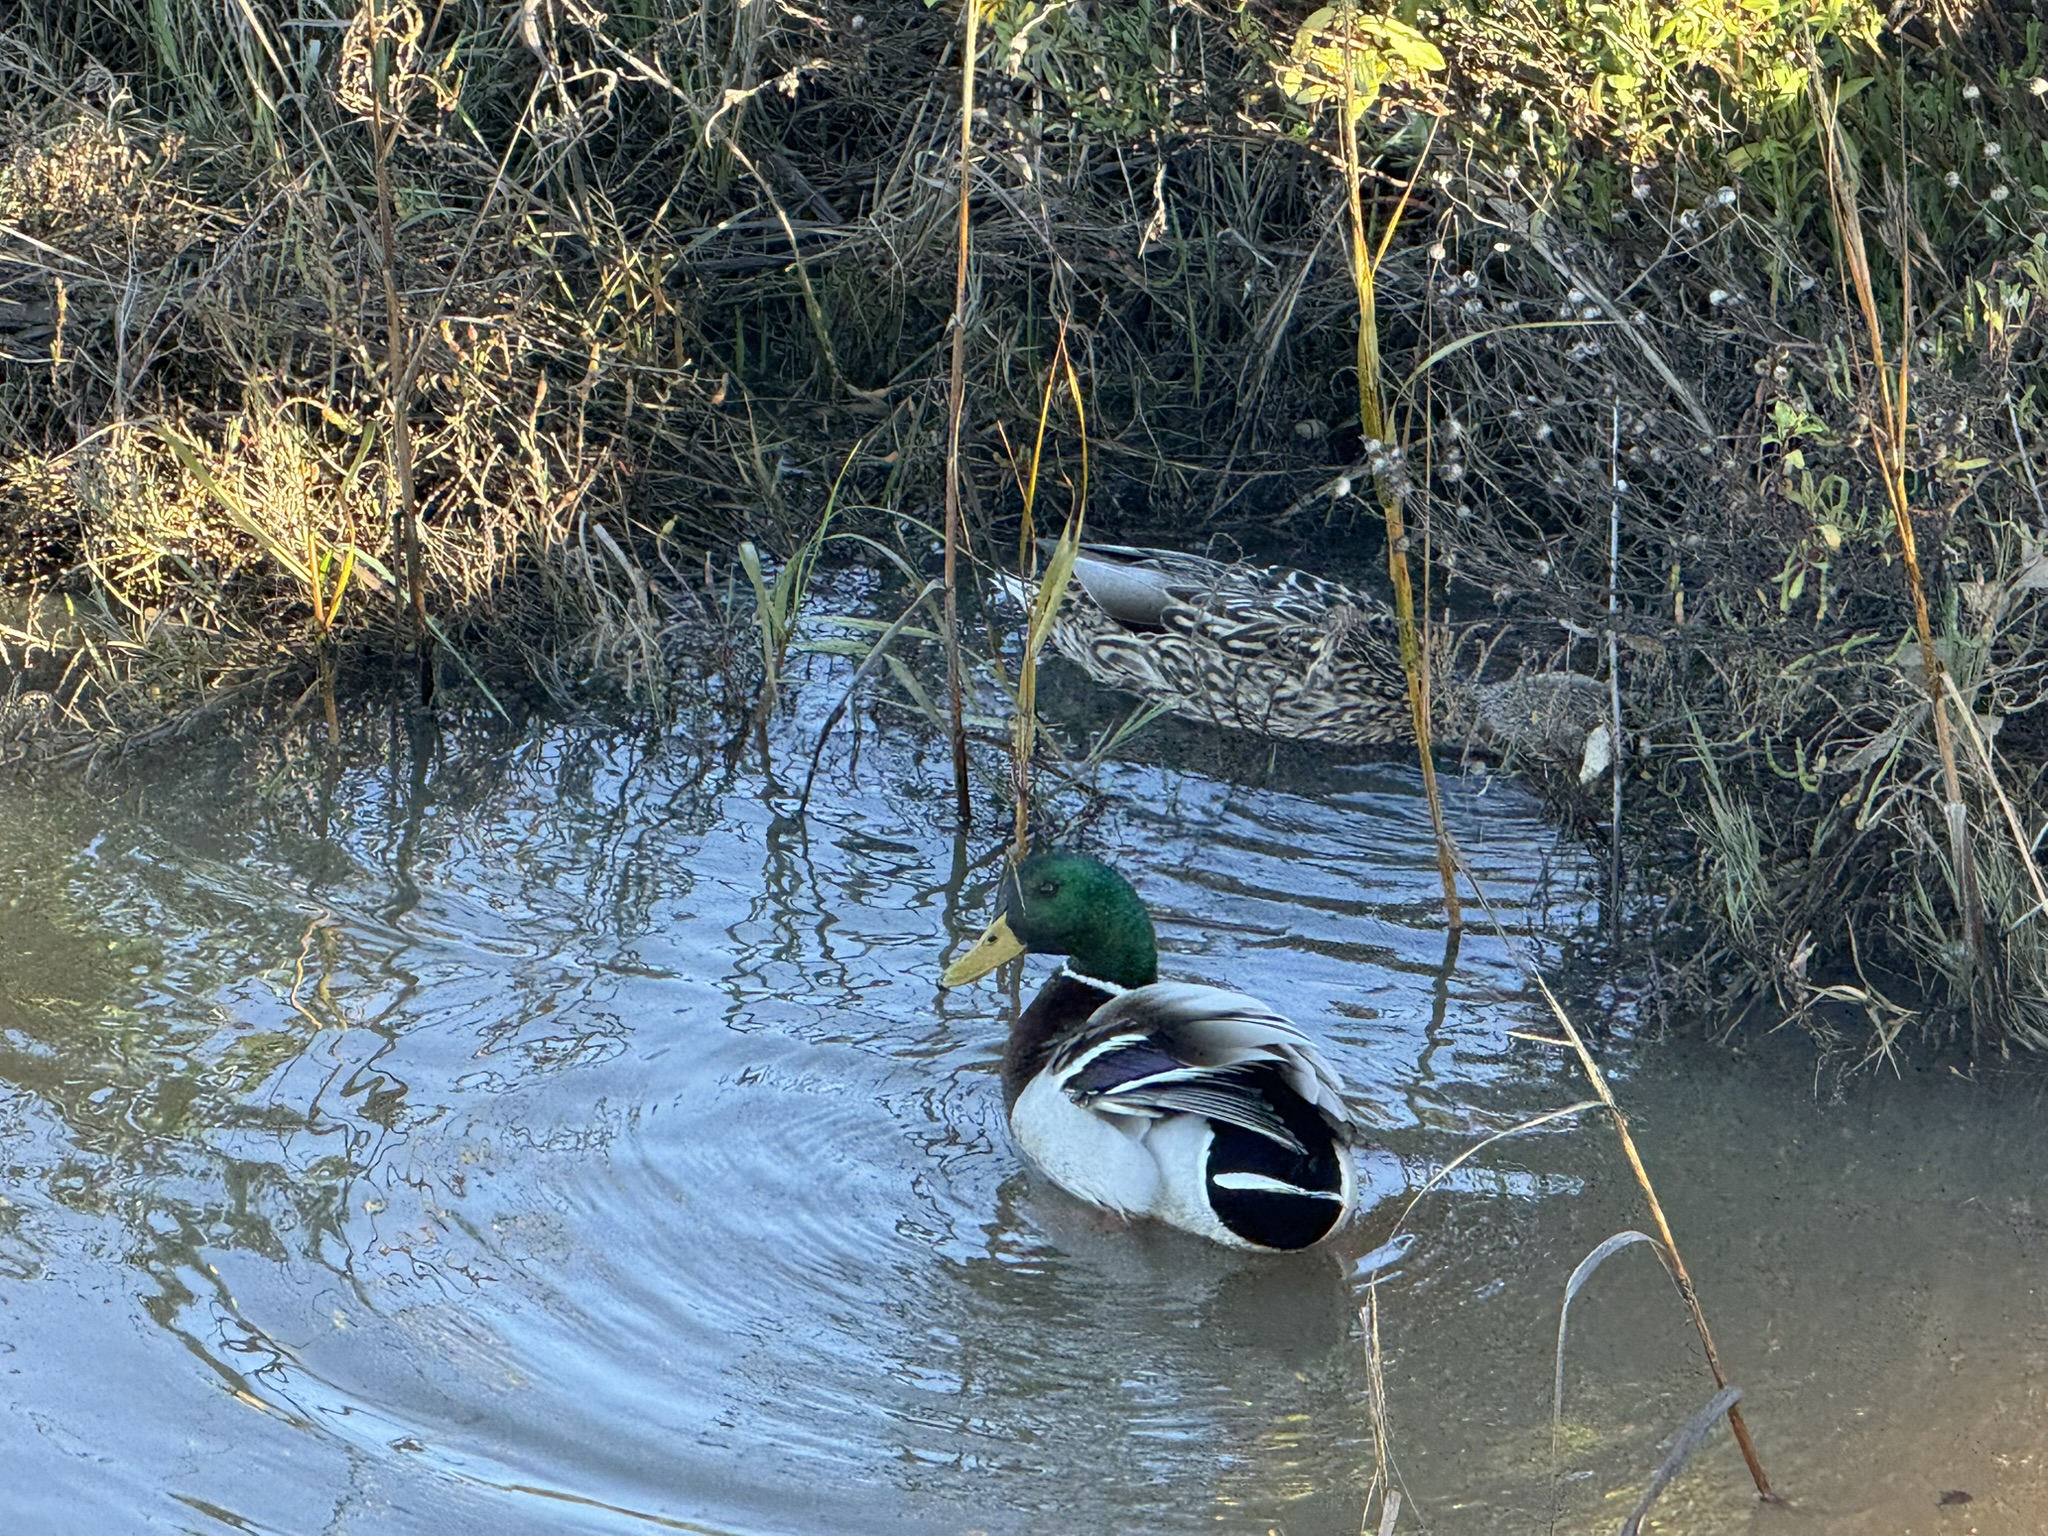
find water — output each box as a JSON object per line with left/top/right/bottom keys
{"left": 3, "top": 636, "right": 2047, "bottom": 1534}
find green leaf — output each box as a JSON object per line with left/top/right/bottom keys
{"left": 1373, "top": 17, "right": 1444, "bottom": 72}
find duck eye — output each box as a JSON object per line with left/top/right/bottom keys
{"left": 1035, "top": 880, "right": 1060, "bottom": 899}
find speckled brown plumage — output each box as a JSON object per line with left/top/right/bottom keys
{"left": 1002, "top": 545, "right": 1417, "bottom": 746}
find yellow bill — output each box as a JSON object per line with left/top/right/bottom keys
{"left": 940, "top": 913, "right": 1027, "bottom": 987}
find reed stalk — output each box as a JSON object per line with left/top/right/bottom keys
{"left": 1360, "top": 1290, "right": 1401, "bottom": 1535}
{"left": 1528, "top": 969, "right": 1777, "bottom": 1500}
{"left": 308, "top": 530, "right": 356, "bottom": 747}
{"left": 1436, "top": 862, "right": 1778, "bottom": 1502}
{"left": 1010, "top": 335, "right": 1087, "bottom": 859}
{"left": 1337, "top": 33, "right": 1458, "bottom": 929}
{"left": 1607, "top": 403, "right": 1625, "bottom": 949}
{"left": 1811, "top": 70, "right": 1985, "bottom": 1022}
{"left": 366, "top": 0, "right": 431, "bottom": 705}
{"left": 941, "top": 0, "right": 982, "bottom": 827}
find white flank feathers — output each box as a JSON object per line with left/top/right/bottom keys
{"left": 1009, "top": 980, "right": 1361, "bottom": 1249}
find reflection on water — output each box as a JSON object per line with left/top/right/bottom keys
{"left": 2, "top": 645, "right": 2046, "bottom": 1534}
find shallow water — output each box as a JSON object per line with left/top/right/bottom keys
{"left": 3, "top": 642, "right": 2047, "bottom": 1534}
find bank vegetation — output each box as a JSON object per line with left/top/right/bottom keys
{"left": 4, "top": 0, "right": 2048, "bottom": 1059}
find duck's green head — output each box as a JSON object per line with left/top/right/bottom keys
{"left": 941, "top": 850, "right": 1160, "bottom": 991}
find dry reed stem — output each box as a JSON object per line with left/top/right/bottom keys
{"left": 1526, "top": 968, "right": 1777, "bottom": 1501}
{"left": 1943, "top": 670, "right": 2048, "bottom": 926}
{"left": 1453, "top": 859, "right": 1777, "bottom": 1501}
{"left": 1812, "top": 69, "right": 1985, "bottom": 1017}
{"left": 1009, "top": 331, "right": 1086, "bottom": 860}
{"left": 366, "top": 0, "right": 431, "bottom": 704}
{"left": 1607, "top": 403, "right": 1624, "bottom": 947}
{"left": 1337, "top": 48, "right": 1459, "bottom": 930}
{"left": 941, "top": 0, "right": 981, "bottom": 828}
{"left": 1359, "top": 1289, "right": 1401, "bottom": 1535}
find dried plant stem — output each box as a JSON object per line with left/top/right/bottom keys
{"left": 367, "top": 0, "right": 431, "bottom": 704}
{"left": 1943, "top": 672, "right": 2048, "bottom": 925}
{"left": 1529, "top": 970, "right": 1778, "bottom": 1501}
{"left": 1812, "top": 73, "right": 1984, "bottom": 1013}
{"left": 1339, "top": 62, "right": 1458, "bottom": 928}
{"left": 940, "top": 0, "right": 981, "bottom": 827}
{"left": 1010, "top": 332, "right": 1085, "bottom": 859}
{"left": 1360, "top": 1290, "right": 1400, "bottom": 1535}
{"left": 1607, "top": 403, "right": 1624, "bottom": 948}
{"left": 1451, "top": 859, "right": 1776, "bottom": 1502}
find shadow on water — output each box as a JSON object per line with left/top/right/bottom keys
{"left": 3, "top": 633, "right": 2047, "bottom": 1533}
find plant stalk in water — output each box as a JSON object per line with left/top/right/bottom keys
{"left": 1445, "top": 862, "right": 1777, "bottom": 1502}
{"left": 1528, "top": 968, "right": 1778, "bottom": 1501}
{"left": 940, "top": 0, "right": 982, "bottom": 827}
{"left": 368, "top": 0, "right": 431, "bottom": 704}
{"left": 1812, "top": 67, "right": 1985, "bottom": 1029}
{"left": 1337, "top": 39, "right": 1458, "bottom": 929}
{"left": 1607, "top": 403, "right": 1625, "bottom": 948}
{"left": 1009, "top": 334, "right": 1087, "bottom": 859}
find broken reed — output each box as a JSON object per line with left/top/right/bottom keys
{"left": 1527, "top": 969, "right": 1777, "bottom": 1501}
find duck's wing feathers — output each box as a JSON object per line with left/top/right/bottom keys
{"left": 1046, "top": 982, "right": 1358, "bottom": 1150}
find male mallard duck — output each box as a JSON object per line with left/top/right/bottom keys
{"left": 998, "top": 543, "right": 1412, "bottom": 746}
{"left": 941, "top": 850, "right": 1361, "bottom": 1251}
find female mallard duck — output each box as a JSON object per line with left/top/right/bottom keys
{"left": 1002, "top": 543, "right": 1609, "bottom": 766}
{"left": 941, "top": 850, "right": 1361, "bottom": 1251}
{"left": 1000, "top": 543, "right": 1413, "bottom": 746}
